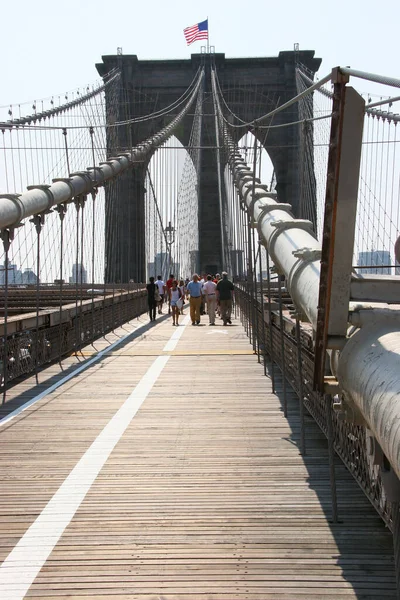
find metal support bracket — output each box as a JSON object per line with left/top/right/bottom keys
{"left": 0, "top": 227, "right": 15, "bottom": 252}
{"left": 74, "top": 195, "right": 87, "bottom": 211}
{"left": 52, "top": 178, "right": 75, "bottom": 198}
{"left": 271, "top": 219, "right": 314, "bottom": 233}
{"left": 269, "top": 220, "right": 314, "bottom": 253}
{"left": 86, "top": 166, "right": 106, "bottom": 187}
{"left": 314, "top": 84, "right": 365, "bottom": 391}
{"left": 54, "top": 203, "right": 68, "bottom": 221}
{"left": 332, "top": 393, "right": 366, "bottom": 425}
{"left": 259, "top": 202, "right": 292, "bottom": 216}
{"left": 99, "top": 161, "right": 119, "bottom": 175}
{"left": 29, "top": 213, "right": 46, "bottom": 234}
{"left": 0, "top": 194, "right": 23, "bottom": 228}
{"left": 292, "top": 247, "right": 322, "bottom": 261}
{"left": 26, "top": 184, "right": 55, "bottom": 210}
{"left": 246, "top": 190, "right": 278, "bottom": 217}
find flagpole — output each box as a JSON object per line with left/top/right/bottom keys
{"left": 207, "top": 16, "right": 209, "bottom": 53}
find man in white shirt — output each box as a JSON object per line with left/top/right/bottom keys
{"left": 203, "top": 275, "right": 217, "bottom": 325}
{"left": 199, "top": 274, "right": 206, "bottom": 315}
{"left": 155, "top": 275, "right": 166, "bottom": 314}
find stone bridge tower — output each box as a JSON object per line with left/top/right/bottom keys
{"left": 97, "top": 50, "right": 321, "bottom": 281}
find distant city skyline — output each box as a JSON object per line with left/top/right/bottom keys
{"left": 357, "top": 250, "right": 392, "bottom": 275}
{"left": 0, "top": 260, "right": 90, "bottom": 286}
{"left": 0, "top": 260, "right": 38, "bottom": 285}
{"left": 69, "top": 263, "right": 88, "bottom": 284}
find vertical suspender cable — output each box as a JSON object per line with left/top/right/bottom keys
{"left": 212, "top": 67, "right": 226, "bottom": 271}
{"left": 277, "top": 273, "right": 288, "bottom": 417}
{"left": 32, "top": 215, "right": 43, "bottom": 385}
{"left": 1, "top": 231, "right": 11, "bottom": 405}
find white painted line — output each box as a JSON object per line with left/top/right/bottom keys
{"left": 0, "top": 353, "right": 170, "bottom": 599}
{"left": 207, "top": 330, "right": 228, "bottom": 335}
{"left": 0, "top": 319, "right": 149, "bottom": 429}
{"left": 163, "top": 313, "right": 190, "bottom": 351}
{"left": 0, "top": 308, "right": 190, "bottom": 598}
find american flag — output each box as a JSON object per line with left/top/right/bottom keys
{"left": 183, "top": 19, "right": 208, "bottom": 45}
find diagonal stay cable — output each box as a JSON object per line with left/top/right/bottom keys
{"left": 298, "top": 68, "right": 400, "bottom": 124}
{"left": 0, "top": 69, "right": 205, "bottom": 231}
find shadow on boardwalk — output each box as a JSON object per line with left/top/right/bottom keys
{"left": 261, "top": 362, "right": 396, "bottom": 598}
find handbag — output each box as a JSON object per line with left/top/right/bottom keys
{"left": 176, "top": 297, "right": 183, "bottom": 310}
{"left": 154, "top": 287, "right": 161, "bottom": 302}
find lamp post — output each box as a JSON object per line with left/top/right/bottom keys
{"left": 165, "top": 220, "right": 175, "bottom": 279}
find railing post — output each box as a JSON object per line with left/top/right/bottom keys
{"left": 258, "top": 243, "right": 267, "bottom": 375}
{"left": 0, "top": 228, "right": 13, "bottom": 405}
{"left": 295, "top": 316, "right": 306, "bottom": 456}
{"left": 277, "top": 273, "right": 288, "bottom": 417}
{"left": 30, "top": 213, "right": 45, "bottom": 384}
{"left": 391, "top": 503, "right": 400, "bottom": 597}
{"left": 325, "top": 393, "right": 339, "bottom": 523}
{"left": 252, "top": 227, "right": 260, "bottom": 360}
{"left": 54, "top": 204, "right": 67, "bottom": 366}
{"left": 265, "top": 247, "right": 276, "bottom": 394}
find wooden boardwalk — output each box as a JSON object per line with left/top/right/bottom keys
{"left": 0, "top": 309, "right": 396, "bottom": 599}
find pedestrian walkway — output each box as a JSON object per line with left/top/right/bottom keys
{"left": 0, "top": 309, "right": 396, "bottom": 599}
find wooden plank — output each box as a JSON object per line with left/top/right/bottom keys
{"left": 0, "top": 310, "right": 396, "bottom": 598}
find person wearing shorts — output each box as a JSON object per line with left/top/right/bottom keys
{"left": 170, "top": 280, "right": 182, "bottom": 326}
{"left": 166, "top": 274, "right": 174, "bottom": 314}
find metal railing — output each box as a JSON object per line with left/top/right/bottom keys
{"left": 234, "top": 282, "right": 393, "bottom": 529}
{"left": 0, "top": 286, "right": 147, "bottom": 392}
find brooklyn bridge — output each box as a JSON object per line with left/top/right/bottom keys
{"left": 0, "top": 49, "right": 399, "bottom": 598}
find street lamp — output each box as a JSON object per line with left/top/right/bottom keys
{"left": 165, "top": 220, "right": 175, "bottom": 278}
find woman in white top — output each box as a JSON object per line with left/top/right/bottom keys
{"left": 170, "top": 280, "right": 182, "bottom": 326}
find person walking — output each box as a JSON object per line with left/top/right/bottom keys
{"left": 216, "top": 271, "right": 234, "bottom": 325}
{"left": 214, "top": 273, "right": 221, "bottom": 316}
{"left": 199, "top": 274, "right": 206, "bottom": 315}
{"left": 146, "top": 276, "right": 158, "bottom": 322}
{"left": 155, "top": 275, "right": 166, "bottom": 314}
{"left": 203, "top": 274, "right": 217, "bottom": 325}
{"left": 170, "top": 280, "right": 183, "bottom": 326}
{"left": 178, "top": 279, "right": 186, "bottom": 315}
{"left": 166, "top": 273, "right": 174, "bottom": 314}
{"left": 187, "top": 273, "right": 203, "bottom": 325}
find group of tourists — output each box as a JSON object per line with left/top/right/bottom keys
{"left": 146, "top": 272, "right": 234, "bottom": 327}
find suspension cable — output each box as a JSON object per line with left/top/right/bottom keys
{"left": 1, "top": 70, "right": 120, "bottom": 130}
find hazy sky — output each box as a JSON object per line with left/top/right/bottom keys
{"left": 1, "top": 0, "right": 399, "bottom": 107}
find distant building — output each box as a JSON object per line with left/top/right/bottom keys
{"left": 358, "top": 251, "right": 391, "bottom": 275}
{"left": 147, "top": 262, "right": 155, "bottom": 279}
{"left": 69, "top": 263, "right": 87, "bottom": 284}
{"left": 0, "top": 262, "right": 18, "bottom": 284}
{"left": 395, "top": 236, "right": 400, "bottom": 274}
{"left": 0, "top": 262, "right": 39, "bottom": 285}
{"left": 148, "top": 254, "right": 183, "bottom": 279}
{"left": 189, "top": 250, "right": 199, "bottom": 276}
{"left": 171, "top": 261, "right": 180, "bottom": 279}
{"left": 153, "top": 252, "right": 168, "bottom": 278}
{"left": 230, "top": 249, "right": 244, "bottom": 279}
{"left": 22, "top": 269, "right": 38, "bottom": 284}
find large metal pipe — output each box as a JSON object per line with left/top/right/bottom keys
{"left": 212, "top": 70, "right": 400, "bottom": 479}
{"left": 224, "top": 139, "right": 322, "bottom": 328}
{"left": 337, "top": 316, "right": 400, "bottom": 475}
{"left": 0, "top": 71, "right": 204, "bottom": 231}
